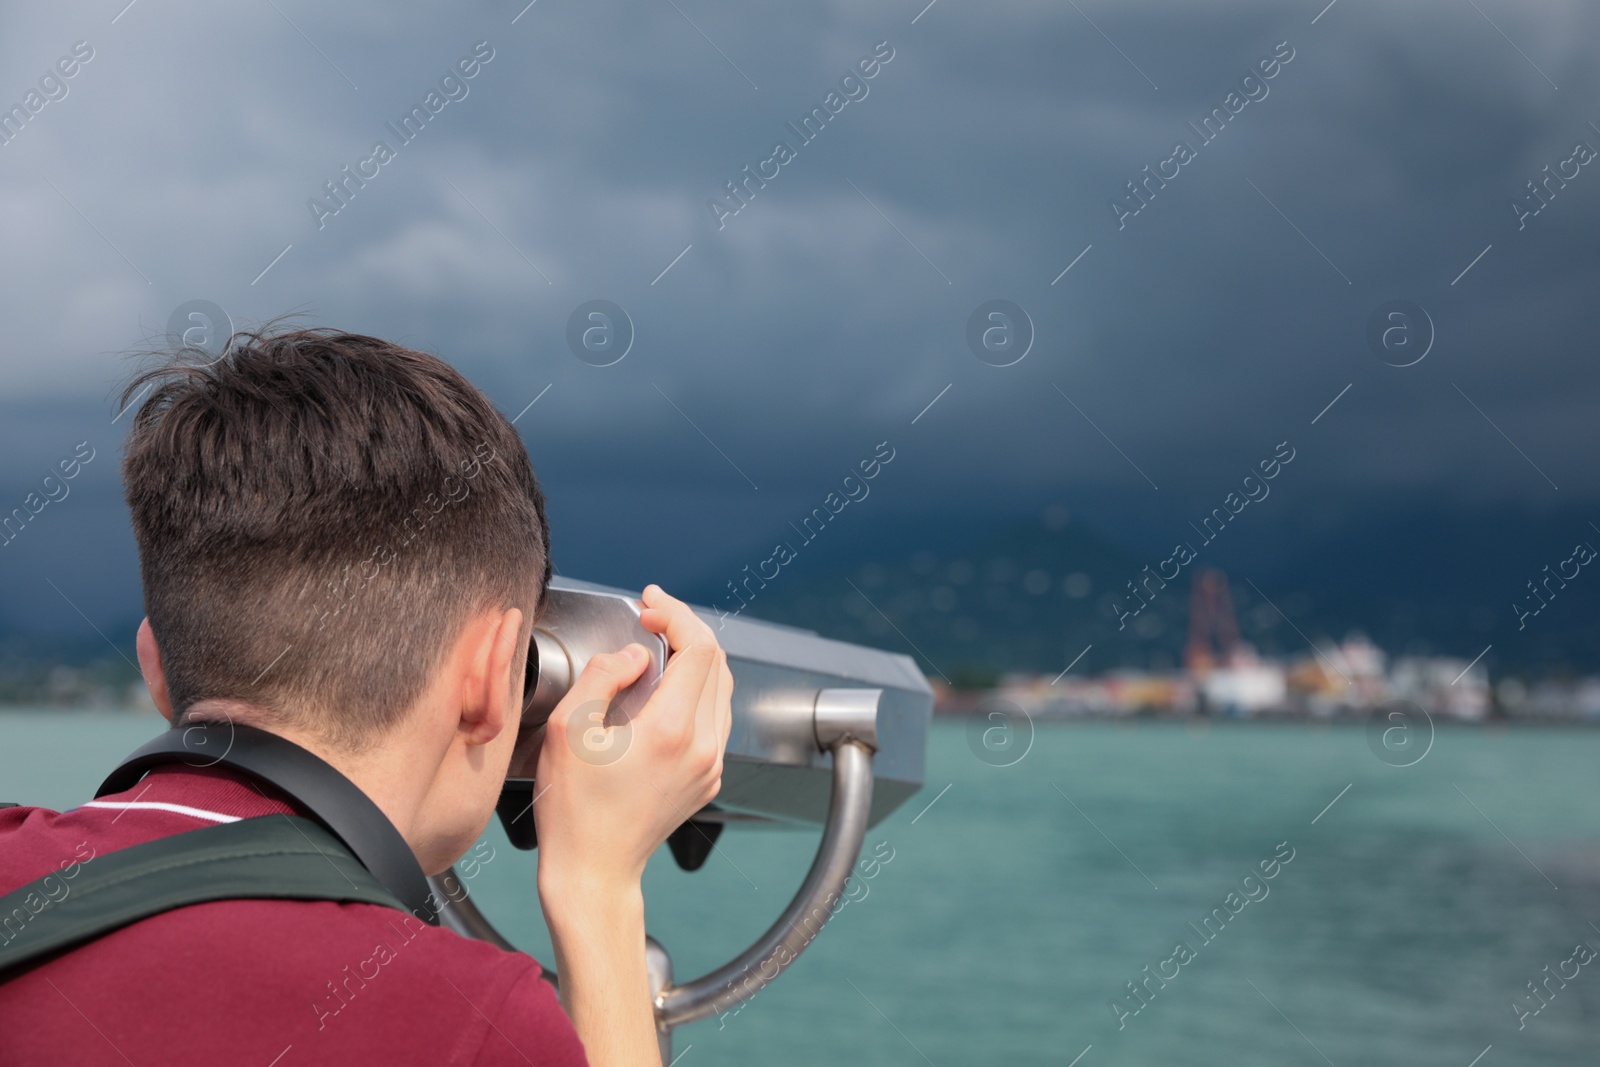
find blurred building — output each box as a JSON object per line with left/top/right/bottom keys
{"left": 935, "top": 570, "right": 1505, "bottom": 721}
{"left": 1389, "top": 655, "right": 1489, "bottom": 721}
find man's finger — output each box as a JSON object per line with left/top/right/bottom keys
{"left": 717, "top": 655, "right": 733, "bottom": 747}
{"left": 549, "top": 644, "right": 650, "bottom": 733}
{"left": 638, "top": 584, "right": 715, "bottom": 652}
{"left": 644, "top": 642, "right": 716, "bottom": 737}
{"left": 693, "top": 647, "right": 722, "bottom": 741}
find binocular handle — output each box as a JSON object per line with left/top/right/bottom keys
{"left": 430, "top": 687, "right": 883, "bottom": 1050}
{"left": 650, "top": 734, "right": 876, "bottom": 1029}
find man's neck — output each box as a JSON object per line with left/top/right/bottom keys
{"left": 177, "top": 703, "right": 436, "bottom": 858}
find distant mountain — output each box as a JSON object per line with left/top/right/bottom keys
{"left": 682, "top": 500, "right": 1600, "bottom": 684}
{"left": 682, "top": 507, "right": 1182, "bottom": 685}
{"left": 7, "top": 493, "right": 1599, "bottom": 695}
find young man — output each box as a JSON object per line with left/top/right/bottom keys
{"left": 0, "top": 327, "right": 730, "bottom": 1066}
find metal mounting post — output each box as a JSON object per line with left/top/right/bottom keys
{"left": 434, "top": 684, "right": 888, "bottom": 1064}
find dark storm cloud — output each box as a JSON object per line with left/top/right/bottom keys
{"left": 1, "top": 0, "right": 1596, "bottom": 633}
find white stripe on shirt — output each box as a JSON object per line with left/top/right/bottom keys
{"left": 78, "top": 800, "right": 242, "bottom": 823}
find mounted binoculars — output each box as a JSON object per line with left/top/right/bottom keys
{"left": 440, "top": 577, "right": 933, "bottom": 1050}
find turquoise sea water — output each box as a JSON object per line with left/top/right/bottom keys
{"left": 4, "top": 711, "right": 1599, "bottom": 1065}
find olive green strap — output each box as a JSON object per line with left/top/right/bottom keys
{"left": 0, "top": 815, "right": 408, "bottom": 977}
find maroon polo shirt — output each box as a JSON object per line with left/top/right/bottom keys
{"left": 0, "top": 763, "right": 588, "bottom": 1067}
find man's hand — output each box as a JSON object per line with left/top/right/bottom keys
{"left": 534, "top": 583, "right": 732, "bottom": 891}
{"left": 533, "top": 584, "right": 733, "bottom": 1067}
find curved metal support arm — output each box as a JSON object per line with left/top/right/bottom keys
{"left": 653, "top": 738, "right": 875, "bottom": 1029}
{"left": 428, "top": 684, "right": 884, "bottom": 1039}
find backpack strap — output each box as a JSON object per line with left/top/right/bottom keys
{"left": 98, "top": 725, "right": 439, "bottom": 924}
{"left": 0, "top": 815, "right": 408, "bottom": 978}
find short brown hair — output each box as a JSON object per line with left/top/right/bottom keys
{"left": 120, "top": 325, "right": 551, "bottom": 750}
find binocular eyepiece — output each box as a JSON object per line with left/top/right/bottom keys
{"left": 496, "top": 578, "right": 932, "bottom": 858}
{"left": 517, "top": 587, "right": 667, "bottom": 740}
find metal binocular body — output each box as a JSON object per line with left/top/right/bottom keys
{"left": 439, "top": 577, "right": 933, "bottom": 1052}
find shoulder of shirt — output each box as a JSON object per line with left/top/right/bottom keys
{"left": 461, "top": 947, "right": 589, "bottom": 1067}
{"left": 257, "top": 894, "right": 536, "bottom": 968}
{"left": 394, "top": 908, "right": 544, "bottom": 975}
{"left": 355, "top": 907, "right": 586, "bottom": 1065}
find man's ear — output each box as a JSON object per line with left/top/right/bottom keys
{"left": 462, "top": 608, "right": 524, "bottom": 747}
{"left": 136, "top": 617, "right": 174, "bottom": 722}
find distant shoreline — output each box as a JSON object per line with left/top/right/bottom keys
{"left": 3, "top": 705, "right": 1594, "bottom": 730}
{"left": 931, "top": 703, "right": 1598, "bottom": 726}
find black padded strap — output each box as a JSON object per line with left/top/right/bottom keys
{"left": 0, "top": 816, "right": 406, "bottom": 978}
{"left": 97, "top": 724, "right": 438, "bottom": 924}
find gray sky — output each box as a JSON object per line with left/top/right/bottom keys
{"left": 2, "top": 0, "right": 1597, "bottom": 643}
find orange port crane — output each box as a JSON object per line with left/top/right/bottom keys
{"left": 1185, "top": 568, "right": 1241, "bottom": 674}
